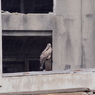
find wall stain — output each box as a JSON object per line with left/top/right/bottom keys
{"left": 64, "top": 18, "right": 75, "bottom": 31}
{"left": 83, "top": 39, "right": 88, "bottom": 41}
{"left": 63, "top": 19, "right": 75, "bottom": 68}
{"left": 23, "top": 15, "right": 27, "bottom": 29}
{"left": 4, "top": 15, "right": 10, "bottom": 25}
{"left": 65, "top": 32, "right": 73, "bottom": 66}
{"left": 86, "top": 14, "right": 93, "bottom": 18}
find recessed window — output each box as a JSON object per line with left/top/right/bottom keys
{"left": 1, "top": 0, "right": 53, "bottom": 13}
{"left": 2, "top": 30, "right": 52, "bottom": 73}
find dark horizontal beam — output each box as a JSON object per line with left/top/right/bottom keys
{"left": 2, "top": 31, "right": 52, "bottom": 36}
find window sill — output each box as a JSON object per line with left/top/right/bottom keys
{"left": 2, "top": 68, "right": 95, "bottom": 77}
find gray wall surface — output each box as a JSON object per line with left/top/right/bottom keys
{"left": 0, "top": 71, "right": 95, "bottom": 94}
{"left": 53, "top": 0, "right": 95, "bottom": 70}
{"left": 2, "top": 0, "right": 95, "bottom": 71}
{"left": 53, "top": 0, "right": 82, "bottom": 70}
{"left": 2, "top": 14, "right": 54, "bottom": 30}
{"left": 1, "top": 0, "right": 95, "bottom": 93}
{"left": 81, "top": 0, "right": 95, "bottom": 68}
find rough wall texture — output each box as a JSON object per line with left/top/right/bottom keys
{"left": 53, "top": 0, "right": 82, "bottom": 70}
{"left": 53, "top": 0, "right": 95, "bottom": 70}
{"left": 81, "top": 0, "right": 95, "bottom": 68}
{"left": 1, "top": 0, "right": 95, "bottom": 94}
{"left": 0, "top": 72, "right": 95, "bottom": 93}
{"left": 2, "top": 14, "right": 54, "bottom": 30}
{"left": 2, "top": 0, "right": 95, "bottom": 71}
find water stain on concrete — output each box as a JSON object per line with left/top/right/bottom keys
{"left": 86, "top": 14, "right": 93, "bottom": 18}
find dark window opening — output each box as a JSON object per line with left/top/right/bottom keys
{"left": 29, "top": 60, "right": 40, "bottom": 71}
{"left": 1, "top": 0, "right": 21, "bottom": 13}
{"left": 1, "top": 0, "right": 53, "bottom": 13}
{"left": 3, "top": 61, "right": 25, "bottom": 73}
{"left": 3, "top": 35, "right": 52, "bottom": 73}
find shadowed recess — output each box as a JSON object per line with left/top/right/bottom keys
{"left": 1, "top": 0, "right": 53, "bottom": 13}
{"left": 2, "top": 31, "right": 52, "bottom": 73}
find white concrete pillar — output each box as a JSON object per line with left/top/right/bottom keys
{"left": 82, "top": 0, "right": 95, "bottom": 68}
{"left": 53, "top": 0, "right": 82, "bottom": 70}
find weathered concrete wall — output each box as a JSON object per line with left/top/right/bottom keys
{"left": 2, "top": 0, "right": 95, "bottom": 71}
{"left": 2, "top": 14, "right": 54, "bottom": 30}
{"left": 53, "top": 0, "right": 82, "bottom": 70}
{"left": 1, "top": 0, "right": 95, "bottom": 94}
{"left": 81, "top": 0, "right": 95, "bottom": 68}
{"left": 0, "top": 71, "right": 95, "bottom": 93}
{"left": 53, "top": 0, "right": 95, "bottom": 70}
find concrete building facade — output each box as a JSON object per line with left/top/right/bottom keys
{"left": 2, "top": 0, "right": 95, "bottom": 73}
{"left": 0, "top": 0, "right": 95, "bottom": 94}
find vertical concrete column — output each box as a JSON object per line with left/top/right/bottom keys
{"left": 0, "top": 0, "right": 2, "bottom": 86}
{"left": 53, "top": 0, "right": 82, "bottom": 70}
{"left": 53, "top": 16, "right": 66, "bottom": 70}
{"left": 82, "top": 0, "right": 95, "bottom": 68}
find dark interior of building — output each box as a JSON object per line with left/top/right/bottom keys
{"left": 1, "top": 0, "right": 53, "bottom": 13}
{"left": 3, "top": 35, "right": 52, "bottom": 73}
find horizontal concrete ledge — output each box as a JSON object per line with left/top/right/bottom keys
{"left": 1, "top": 69, "right": 95, "bottom": 93}
{"left": 0, "top": 88, "right": 90, "bottom": 95}
{"left": 2, "top": 13, "right": 54, "bottom": 30}
{"left": 1, "top": 13, "right": 54, "bottom": 15}
{"left": 3, "top": 68, "right": 95, "bottom": 77}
